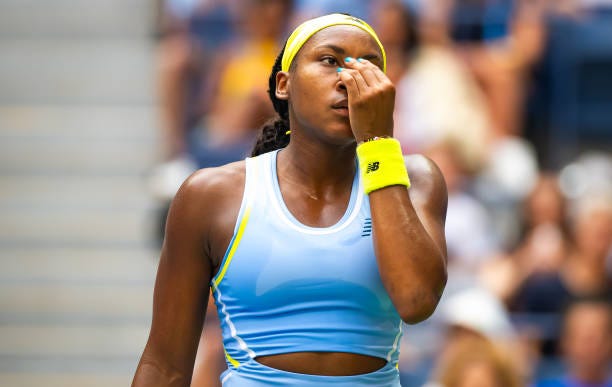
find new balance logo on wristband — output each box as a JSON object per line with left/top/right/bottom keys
{"left": 366, "top": 161, "right": 380, "bottom": 173}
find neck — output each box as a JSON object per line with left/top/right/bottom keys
{"left": 277, "top": 135, "right": 357, "bottom": 195}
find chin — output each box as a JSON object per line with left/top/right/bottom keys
{"left": 329, "top": 121, "right": 353, "bottom": 136}
{"left": 326, "top": 127, "right": 356, "bottom": 145}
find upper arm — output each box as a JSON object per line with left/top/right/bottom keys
{"left": 136, "top": 170, "right": 221, "bottom": 383}
{"left": 406, "top": 155, "right": 449, "bottom": 258}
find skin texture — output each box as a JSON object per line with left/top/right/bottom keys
{"left": 562, "top": 302, "right": 612, "bottom": 384}
{"left": 132, "top": 25, "right": 447, "bottom": 386}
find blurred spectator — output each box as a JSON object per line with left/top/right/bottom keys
{"left": 481, "top": 155, "right": 612, "bottom": 313}
{"left": 426, "top": 142, "right": 500, "bottom": 290}
{"left": 156, "top": 0, "right": 292, "bottom": 166}
{"left": 534, "top": 298, "right": 612, "bottom": 387}
{"left": 157, "top": 0, "right": 237, "bottom": 160}
{"left": 454, "top": 0, "right": 547, "bottom": 139}
{"left": 524, "top": 3, "right": 612, "bottom": 168}
{"left": 150, "top": 0, "right": 293, "bottom": 235}
{"left": 521, "top": 174, "right": 569, "bottom": 236}
{"left": 394, "top": 0, "right": 491, "bottom": 171}
{"left": 391, "top": 0, "right": 542, "bottom": 259}
{"left": 510, "top": 190, "right": 612, "bottom": 316}
{"left": 189, "top": 0, "right": 293, "bottom": 166}
{"left": 562, "top": 193, "right": 612, "bottom": 299}
{"left": 512, "top": 172, "right": 570, "bottom": 274}
{"left": 480, "top": 173, "right": 570, "bottom": 306}
{"left": 150, "top": 0, "right": 239, "bottom": 219}
{"left": 370, "top": 0, "right": 420, "bottom": 84}
{"left": 478, "top": 173, "right": 564, "bottom": 356}
{"left": 423, "top": 288, "right": 526, "bottom": 387}
{"left": 482, "top": 171, "right": 611, "bottom": 361}
{"left": 393, "top": 0, "right": 545, "bottom": 168}
{"left": 426, "top": 336, "right": 525, "bottom": 387}
{"left": 440, "top": 287, "right": 517, "bottom": 344}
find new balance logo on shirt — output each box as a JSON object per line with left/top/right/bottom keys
{"left": 362, "top": 218, "right": 372, "bottom": 237}
{"left": 366, "top": 161, "right": 379, "bottom": 173}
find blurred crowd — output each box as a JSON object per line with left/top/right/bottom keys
{"left": 149, "top": 0, "right": 612, "bottom": 386}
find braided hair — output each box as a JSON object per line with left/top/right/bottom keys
{"left": 251, "top": 46, "right": 290, "bottom": 157}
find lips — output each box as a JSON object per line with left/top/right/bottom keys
{"left": 331, "top": 99, "right": 348, "bottom": 109}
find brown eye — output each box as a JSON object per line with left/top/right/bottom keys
{"left": 321, "top": 56, "right": 338, "bottom": 66}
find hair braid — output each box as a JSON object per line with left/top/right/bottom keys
{"left": 251, "top": 46, "right": 290, "bottom": 157}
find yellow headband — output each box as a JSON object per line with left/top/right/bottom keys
{"left": 281, "top": 13, "right": 386, "bottom": 73}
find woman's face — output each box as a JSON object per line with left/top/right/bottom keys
{"left": 455, "top": 360, "right": 502, "bottom": 387}
{"left": 278, "top": 25, "right": 384, "bottom": 144}
{"left": 525, "top": 175, "right": 565, "bottom": 228}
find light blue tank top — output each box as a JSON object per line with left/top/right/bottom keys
{"left": 211, "top": 150, "right": 403, "bottom": 370}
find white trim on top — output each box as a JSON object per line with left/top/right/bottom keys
{"left": 263, "top": 151, "right": 364, "bottom": 235}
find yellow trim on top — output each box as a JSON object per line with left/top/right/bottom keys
{"left": 224, "top": 349, "right": 241, "bottom": 368}
{"left": 213, "top": 206, "right": 252, "bottom": 288}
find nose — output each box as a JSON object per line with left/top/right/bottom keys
{"left": 335, "top": 79, "right": 347, "bottom": 92}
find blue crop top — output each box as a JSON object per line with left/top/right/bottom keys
{"left": 211, "top": 150, "right": 403, "bottom": 370}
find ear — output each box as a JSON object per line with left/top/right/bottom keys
{"left": 275, "top": 71, "right": 289, "bottom": 101}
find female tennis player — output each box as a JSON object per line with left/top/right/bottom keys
{"left": 132, "top": 13, "right": 448, "bottom": 387}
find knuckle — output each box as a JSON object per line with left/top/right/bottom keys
{"left": 383, "top": 82, "right": 395, "bottom": 94}
{"left": 373, "top": 85, "right": 387, "bottom": 96}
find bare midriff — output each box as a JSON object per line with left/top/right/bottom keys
{"left": 255, "top": 352, "right": 387, "bottom": 376}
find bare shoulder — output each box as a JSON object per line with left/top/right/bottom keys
{"left": 170, "top": 160, "right": 246, "bottom": 225}
{"left": 164, "top": 160, "right": 247, "bottom": 271}
{"left": 180, "top": 160, "right": 246, "bottom": 200}
{"left": 404, "top": 154, "right": 448, "bottom": 217}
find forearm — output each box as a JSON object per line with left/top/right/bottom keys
{"left": 369, "top": 186, "right": 447, "bottom": 324}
